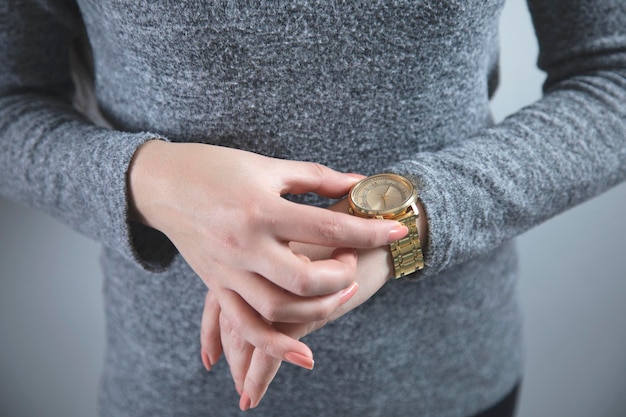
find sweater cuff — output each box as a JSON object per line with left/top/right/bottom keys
{"left": 386, "top": 156, "right": 463, "bottom": 278}
{"left": 97, "top": 130, "right": 178, "bottom": 272}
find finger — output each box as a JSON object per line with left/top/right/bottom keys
{"left": 219, "top": 305, "right": 254, "bottom": 396}
{"left": 272, "top": 199, "right": 408, "bottom": 248}
{"left": 236, "top": 273, "right": 360, "bottom": 323}
{"left": 250, "top": 246, "right": 360, "bottom": 300}
{"left": 217, "top": 288, "right": 315, "bottom": 368}
{"left": 275, "top": 160, "right": 362, "bottom": 198}
{"left": 241, "top": 349, "right": 283, "bottom": 411}
{"left": 242, "top": 318, "right": 329, "bottom": 410}
{"left": 200, "top": 291, "right": 223, "bottom": 370}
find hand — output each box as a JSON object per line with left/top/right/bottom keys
{"left": 200, "top": 199, "right": 396, "bottom": 411}
{"left": 128, "top": 141, "right": 406, "bottom": 362}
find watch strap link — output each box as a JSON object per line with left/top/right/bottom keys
{"left": 390, "top": 213, "right": 424, "bottom": 279}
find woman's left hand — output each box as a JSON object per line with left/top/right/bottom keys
{"left": 199, "top": 200, "right": 396, "bottom": 411}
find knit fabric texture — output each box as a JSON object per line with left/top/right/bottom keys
{"left": 1, "top": 1, "right": 626, "bottom": 416}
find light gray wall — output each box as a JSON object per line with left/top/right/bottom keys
{"left": 1, "top": 1, "right": 625, "bottom": 416}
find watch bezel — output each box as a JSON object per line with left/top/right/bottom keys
{"left": 348, "top": 173, "right": 418, "bottom": 218}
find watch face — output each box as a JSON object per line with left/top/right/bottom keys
{"left": 349, "top": 174, "right": 417, "bottom": 217}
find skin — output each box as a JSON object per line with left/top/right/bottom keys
{"left": 127, "top": 140, "right": 411, "bottom": 389}
{"left": 200, "top": 199, "right": 429, "bottom": 411}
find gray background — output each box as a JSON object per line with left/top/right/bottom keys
{"left": 1, "top": 0, "right": 625, "bottom": 416}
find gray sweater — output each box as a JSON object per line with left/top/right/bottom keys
{"left": 1, "top": 1, "right": 625, "bottom": 416}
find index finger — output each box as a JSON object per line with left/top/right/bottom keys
{"left": 273, "top": 199, "right": 407, "bottom": 248}
{"left": 274, "top": 160, "right": 362, "bottom": 198}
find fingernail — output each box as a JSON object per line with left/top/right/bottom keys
{"left": 200, "top": 350, "right": 212, "bottom": 371}
{"left": 387, "top": 224, "right": 408, "bottom": 243}
{"left": 284, "top": 351, "right": 315, "bottom": 370}
{"left": 240, "top": 392, "right": 251, "bottom": 411}
{"left": 338, "top": 282, "right": 359, "bottom": 306}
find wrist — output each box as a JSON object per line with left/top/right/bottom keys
{"left": 347, "top": 173, "right": 427, "bottom": 278}
{"left": 329, "top": 245, "right": 393, "bottom": 321}
{"left": 127, "top": 139, "right": 171, "bottom": 227}
{"left": 359, "top": 246, "right": 395, "bottom": 282}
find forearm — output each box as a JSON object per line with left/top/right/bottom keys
{"left": 0, "top": 1, "right": 176, "bottom": 271}
{"left": 382, "top": 1, "right": 626, "bottom": 278}
{"left": 391, "top": 67, "right": 626, "bottom": 277}
{"left": 0, "top": 93, "right": 169, "bottom": 260}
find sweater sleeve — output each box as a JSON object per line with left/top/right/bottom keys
{"left": 388, "top": 0, "right": 626, "bottom": 277}
{"left": 0, "top": 1, "right": 177, "bottom": 271}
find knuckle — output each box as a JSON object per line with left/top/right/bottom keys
{"left": 241, "top": 199, "right": 278, "bottom": 233}
{"left": 308, "top": 162, "right": 327, "bottom": 185}
{"left": 376, "top": 225, "right": 391, "bottom": 246}
{"left": 365, "top": 224, "right": 387, "bottom": 247}
{"left": 228, "top": 326, "right": 247, "bottom": 351}
{"left": 311, "top": 302, "right": 335, "bottom": 322}
{"left": 244, "top": 375, "right": 264, "bottom": 396}
{"left": 219, "top": 314, "right": 234, "bottom": 333}
{"left": 245, "top": 371, "right": 271, "bottom": 398}
{"left": 287, "top": 269, "right": 314, "bottom": 296}
{"left": 242, "top": 199, "right": 265, "bottom": 226}
{"left": 259, "top": 301, "right": 282, "bottom": 322}
{"left": 317, "top": 217, "right": 345, "bottom": 243}
{"left": 334, "top": 252, "right": 357, "bottom": 276}
{"left": 222, "top": 314, "right": 247, "bottom": 349}
{"left": 255, "top": 338, "right": 279, "bottom": 360}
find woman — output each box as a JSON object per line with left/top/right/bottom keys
{"left": 1, "top": 1, "right": 625, "bottom": 416}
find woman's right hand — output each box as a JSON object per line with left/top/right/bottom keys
{"left": 128, "top": 140, "right": 406, "bottom": 349}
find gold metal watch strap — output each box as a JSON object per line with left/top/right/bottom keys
{"left": 390, "top": 213, "right": 424, "bottom": 279}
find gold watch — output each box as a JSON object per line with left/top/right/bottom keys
{"left": 348, "top": 173, "right": 424, "bottom": 279}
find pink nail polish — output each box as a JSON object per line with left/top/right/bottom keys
{"left": 284, "top": 351, "right": 315, "bottom": 370}
{"left": 387, "top": 224, "right": 408, "bottom": 243}
{"left": 240, "top": 392, "right": 251, "bottom": 411}
{"left": 200, "top": 350, "right": 212, "bottom": 371}
{"left": 338, "top": 282, "right": 359, "bottom": 306}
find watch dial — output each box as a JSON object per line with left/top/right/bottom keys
{"left": 350, "top": 174, "right": 415, "bottom": 214}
